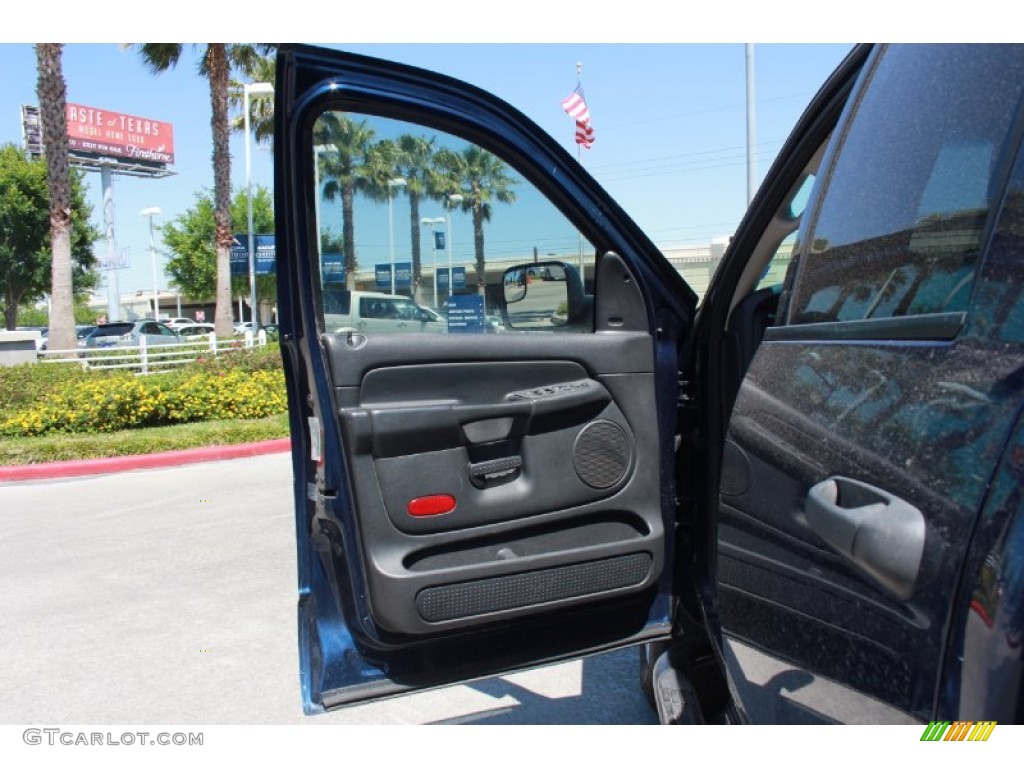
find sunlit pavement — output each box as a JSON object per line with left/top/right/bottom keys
{"left": 0, "top": 453, "right": 656, "bottom": 724}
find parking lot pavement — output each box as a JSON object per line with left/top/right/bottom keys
{"left": 0, "top": 453, "right": 657, "bottom": 725}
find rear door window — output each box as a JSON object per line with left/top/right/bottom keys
{"left": 784, "top": 45, "right": 1024, "bottom": 335}
{"left": 95, "top": 324, "right": 132, "bottom": 337}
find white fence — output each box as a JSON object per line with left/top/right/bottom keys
{"left": 37, "top": 331, "right": 268, "bottom": 375}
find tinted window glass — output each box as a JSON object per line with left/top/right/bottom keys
{"left": 788, "top": 45, "right": 1024, "bottom": 327}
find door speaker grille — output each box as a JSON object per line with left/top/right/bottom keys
{"left": 416, "top": 552, "right": 652, "bottom": 622}
{"left": 573, "top": 420, "right": 631, "bottom": 489}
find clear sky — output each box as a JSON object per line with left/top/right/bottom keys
{"left": 0, "top": 4, "right": 999, "bottom": 299}
{"left": 0, "top": 41, "right": 851, "bottom": 297}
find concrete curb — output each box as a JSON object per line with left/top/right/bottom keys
{"left": 0, "top": 438, "right": 292, "bottom": 482}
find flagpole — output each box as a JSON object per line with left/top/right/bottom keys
{"left": 561, "top": 61, "right": 593, "bottom": 284}
{"left": 576, "top": 61, "right": 584, "bottom": 278}
{"left": 746, "top": 44, "right": 757, "bottom": 205}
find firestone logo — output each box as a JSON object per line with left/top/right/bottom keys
{"left": 920, "top": 721, "right": 996, "bottom": 742}
{"left": 125, "top": 144, "right": 173, "bottom": 163}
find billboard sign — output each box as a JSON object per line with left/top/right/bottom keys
{"left": 230, "top": 234, "right": 276, "bottom": 276}
{"left": 65, "top": 103, "right": 175, "bottom": 166}
{"left": 21, "top": 105, "right": 42, "bottom": 157}
{"left": 98, "top": 247, "right": 130, "bottom": 271}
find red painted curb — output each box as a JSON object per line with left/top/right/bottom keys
{"left": 0, "top": 438, "right": 292, "bottom": 482}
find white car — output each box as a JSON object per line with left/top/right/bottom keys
{"left": 165, "top": 317, "right": 196, "bottom": 329}
{"left": 176, "top": 323, "right": 216, "bottom": 338}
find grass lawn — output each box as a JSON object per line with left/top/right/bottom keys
{"left": 0, "top": 413, "right": 291, "bottom": 465}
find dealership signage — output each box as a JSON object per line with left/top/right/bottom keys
{"left": 230, "top": 234, "right": 276, "bottom": 275}
{"left": 375, "top": 262, "right": 412, "bottom": 291}
{"left": 445, "top": 295, "right": 485, "bottom": 333}
{"left": 437, "top": 266, "right": 466, "bottom": 291}
{"left": 322, "top": 253, "right": 345, "bottom": 284}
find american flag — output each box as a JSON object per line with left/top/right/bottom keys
{"left": 562, "top": 83, "right": 595, "bottom": 149}
{"left": 575, "top": 120, "right": 594, "bottom": 149}
{"left": 562, "top": 84, "right": 591, "bottom": 123}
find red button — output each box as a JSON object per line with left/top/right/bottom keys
{"left": 407, "top": 494, "right": 457, "bottom": 517}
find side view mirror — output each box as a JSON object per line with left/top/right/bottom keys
{"left": 500, "top": 260, "right": 587, "bottom": 330}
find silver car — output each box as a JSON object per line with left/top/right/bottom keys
{"left": 84, "top": 321, "right": 181, "bottom": 348}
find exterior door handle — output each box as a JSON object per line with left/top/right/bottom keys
{"left": 806, "top": 476, "right": 926, "bottom": 601}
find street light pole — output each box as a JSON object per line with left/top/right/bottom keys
{"left": 387, "top": 178, "right": 407, "bottom": 295}
{"left": 446, "top": 193, "right": 463, "bottom": 303}
{"left": 244, "top": 82, "right": 274, "bottom": 331}
{"left": 314, "top": 144, "right": 338, "bottom": 259}
{"left": 420, "top": 216, "right": 445, "bottom": 308}
{"left": 140, "top": 207, "right": 161, "bottom": 320}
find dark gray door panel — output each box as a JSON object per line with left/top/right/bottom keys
{"left": 322, "top": 332, "right": 665, "bottom": 637}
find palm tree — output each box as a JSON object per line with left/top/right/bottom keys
{"left": 393, "top": 135, "right": 441, "bottom": 302}
{"left": 34, "top": 43, "right": 75, "bottom": 355}
{"left": 435, "top": 146, "right": 517, "bottom": 298}
{"left": 134, "top": 44, "right": 274, "bottom": 337}
{"left": 316, "top": 113, "right": 377, "bottom": 288}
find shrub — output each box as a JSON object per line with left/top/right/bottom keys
{"left": 185, "top": 342, "right": 283, "bottom": 374}
{"left": 0, "top": 362, "right": 112, "bottom": 417}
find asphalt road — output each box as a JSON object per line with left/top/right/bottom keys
{"left": 0, "top": 453, "right": 657, "bottom": 725}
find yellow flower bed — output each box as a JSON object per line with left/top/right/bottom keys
{"left": 0, "top": 369, "right": 287, "bottom": 437}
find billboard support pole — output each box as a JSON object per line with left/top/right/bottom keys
{"left": 101, "top": 165, "right": 120, "bottom": 322}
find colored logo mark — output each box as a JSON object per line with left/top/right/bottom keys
{"left": 920, "top": 721, "right": 996, "bottom": 742}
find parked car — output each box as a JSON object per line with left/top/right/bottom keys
{"left": 176, "top": 322, "right": 216, "bottom": 338}
{"left": 165, "top": 317, "right": 196, "bottom": 330}
{"left": 235, "top": 321, "right": 275, "bottom": 335}
{"left": 75, "top": 325, "right": 96, "bottom": 349}
{"left": 324, "top": 290, "right": 446, "bottom": 334}
{"left": 84, "top": 320, "right": 181, "bottom": 348}
{"left": 17, "top": 326, "right": 47, "bottom": 351}
{"left": 274, "top": 44, "right": 1024, "bottom": 725}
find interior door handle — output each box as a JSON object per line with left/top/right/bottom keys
{"left": 469, "top": 455, "right": 523, "bottom": 482}
{"left": 805, "top": 476, "right": 926, "bottom": 601}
